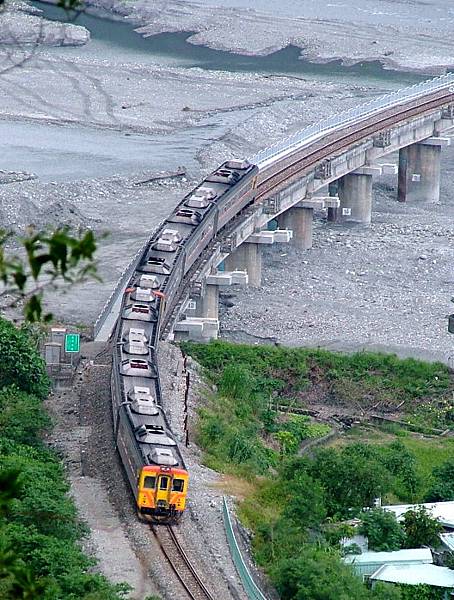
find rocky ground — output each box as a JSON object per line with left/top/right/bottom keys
{"left": 220, "top": 157, "right": 454, "bottom": 366}
{"left": 86, "top": 0, "right": 454, "bottom": 74}
{"left": 2, "top": 1, "right": 454, "bottom": 598}
{"left": 0, "top": 0, "right": 88, "bottom": 50}
{"left": 45, "top": 340, "right": 251, "bottom": 600}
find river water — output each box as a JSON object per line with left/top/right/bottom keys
{"left": 1, "top": 2, "right": 423, "bottom": 182}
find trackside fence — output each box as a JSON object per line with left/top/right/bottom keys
{"left": 251, "top": 72, "right": 454, "bottom": 167}
{"left": 222, "top": 497, "right": 268, "bottom": 600}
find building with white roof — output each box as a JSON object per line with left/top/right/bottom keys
{"left": 344, "top": 548, "right": 433, "bottom": 577}
{"left": 371, "top": 563, "right": 454, "bottom": 597}
{"left": 441, "top": 532, "right": 454, "bottom": 552}
{"left": 383, "top": 501, "right": 454, "bottom": 529}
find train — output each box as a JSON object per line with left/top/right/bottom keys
{"left": 111, "top": 159, "right": 259, "bottom": 523}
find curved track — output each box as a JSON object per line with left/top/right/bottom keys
{"left": 256, "top": 88, "right": 454, "bottom": 198}
{"left": 151, "top": 525, "right": 216, "bottom": 600}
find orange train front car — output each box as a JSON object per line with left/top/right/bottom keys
{"left": 137, "top": 465, "right": 189, "bottom": 522}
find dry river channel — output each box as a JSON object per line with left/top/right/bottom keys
{"left": 2, "top": 2, "right": 454, "bottom": 598}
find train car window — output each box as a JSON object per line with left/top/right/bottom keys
{"left": 143, "top": 476, "right": 156, "bottom": 489}
{"left": 159, "top": 477, "right": 169, "bottom": 490}
{"left": 172, "top": 479, "right": 184, "bottom": 492}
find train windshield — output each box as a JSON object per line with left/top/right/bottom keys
{"left": 172, "top": 479, "right": 184, "bottom": 492}
{"left": 143, "top": 476, "right": 156, "bottom": 489}
{"left": 159, "top": 476, "right": 169, "bottom": 491}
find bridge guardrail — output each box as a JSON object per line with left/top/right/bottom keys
{"left": 222, "top": 497, "right": 268, "bottom": 600}
{"left": 251, "top": 72, "right": 454, "bottom": 167}
{"left": 93, "top": 238, "right": 149, "bottom": 340}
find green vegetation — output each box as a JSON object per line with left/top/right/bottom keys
{"left": 184, "top": 340, "right": 454, "bottom": 600}
{"left": 0, "top": 318, "right": 127, "bottom": 599}
{"left": 359, "top": 507, "right": 443, "bottom": 552}
{"left": 425, "top": 457, "right": 454, "bottom": 501}
{"left": 0, "top": 227, "right": 98, "bottom": 323}
{"left": 359, "top": 509, "right": 405, "bottom": 551}
{"left": 184, "top": 340, "right": 453, "bottom": 431}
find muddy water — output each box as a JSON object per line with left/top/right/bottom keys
{"left": 0, "top": 115, "right": 245, "bottom": 182}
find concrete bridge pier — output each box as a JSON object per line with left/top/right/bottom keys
{"left": 197, "top": 283, "right": 219, "bottom": 319}
{"left": 397, "top": 137, "right": 449, "bottom": 203}
{"left": 277, "top": 206, "right": 313, "bottom": 249}
{"left": 224, "top": 242, "right": 262, "bottom": 288}
{"left": 327, "top": 182, "right": 339, "bottom": 222}
{"left": 336, "top": 167, "right": 379, "bottom": 224}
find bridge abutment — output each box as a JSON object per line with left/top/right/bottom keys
{"left": 224, "top": 242, "right": 262, "bottom": 288}
{"left": 397, "top": 139, "right": 447, "bottom": 203}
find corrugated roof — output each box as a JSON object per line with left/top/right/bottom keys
{"left": 371, "top": 564, "right": 454, "bottom": 588}
{"left": 441, "top": 532, "right": 454, "bottom": 551}
{"left": 383, "top": 501, "right": 454, "bottom": 528}
{"left": 344, "top": 548, "right": 433, "bottom": 566}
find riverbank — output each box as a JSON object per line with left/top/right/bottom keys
{"left": 84, "top": 0, "right": 454, "bottom": 75}
{"left": 0, "top": 0, "right": 89, "bottom": 47}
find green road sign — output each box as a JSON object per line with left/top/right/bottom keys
{"left": 65, "top": 333, "right": 80, "bottom": 353}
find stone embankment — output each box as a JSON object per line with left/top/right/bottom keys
{"left": 0, "top": 0, "right": 89, "bottom": 46}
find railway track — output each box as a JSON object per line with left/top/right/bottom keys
{"left": 256, "top": 88, "right": 454, "bottom": 199}
{"left": 151, "top": 524, "right": 216, "bottom": 600}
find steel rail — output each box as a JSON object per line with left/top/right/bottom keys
{"left": 151, "top": 524, "right": 215, "bottom": 600}
{"left": 251, "top": 73, "right": 454, "bottom": 165}
{"left": 255, "top": 89, "right": 454, "bottom": 200}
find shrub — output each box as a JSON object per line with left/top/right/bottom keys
{"left": 359, "top": 509, "right": 405, "bottom": 551}
{"left": 402, "top": 506, "right": 443, "bottom": 548}
{"left": 0, "top": 319, "right": 49, "bottom": 398}
{"left": 425, "top": 458, "right": 454, "bottom": 501}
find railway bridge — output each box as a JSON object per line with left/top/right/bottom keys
{"left": 94, "top": 74, "right": 454, "bottom": 343}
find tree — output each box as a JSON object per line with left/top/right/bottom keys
{"left": 271, "top": 548, "right": 402, "bottom": 600}
{"left": 425, "top": 458, "right": 454, "bottom": 502}
{"left": 0, "top": 320, "right": 49, "bottom": 398}
{"left": 0, "top": 227, "right": 98, "bottom": 323}
{"left": 309, "top": 444, "right": 392, "bottom": 517}
{"left": 359, "top": 509, "right": 405, "bottom": 551}
{"left": 383, "top": 441, "right": 420, "bottom": 499}
{"left": 283, "top": 471, "right": 326, "bottom": 529}
{"left": 402, "top": 506, "right": 443, "bottom": 548}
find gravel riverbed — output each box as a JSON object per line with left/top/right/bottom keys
{"left": 2, "top": 1, "right": 454, "bottom": 597}
{"left": 220, "top": 163, "right": 454, "bottom": 365}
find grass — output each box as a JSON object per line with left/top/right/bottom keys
{"left": 182, "top": 340, "right": 453, "bottom": 429}
{"left": 183, "top": 341, "right": 454, "bottom": 600}
{"left": 330, "top": 425, "right": 454, "bottom": 500}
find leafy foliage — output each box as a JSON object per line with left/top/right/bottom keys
{"left": 0, "top": 319, "right": 49, "bottom": 398}
{"left": 402, "top": 506, "right": 443, "bottom": 548}
{"left": 185, "top": 341, "right": 454, "bottom": 600}
{"left": 309, "top": 444, "right": 392, "bottom": 518}
{"left": 359, "top": 509, "right": 405, "bottom": 551}
{"left": 425, "top": 457, "right": 454, "bottom": 501}
{"left": 0, "top": 227, "right": 98, "bottom": 323}
{"left": 183, "top": 341, "right": 451, "bottom": 415}
{"left": 0, "top": 319, "right": 127, "bottom": 599}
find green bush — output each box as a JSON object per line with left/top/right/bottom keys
{"left": 0, "top": 319, "right": 49, "bottom": 399}
{"left": 183, "top": 341, "right": 453, "bottom": 600}
{"left": 402, "top": 506, "right": 443, "bottom": 548}
{"left": 359, "top": 509, "right": 405, "bottom": 551}
{"left": 0, "top": 317, "right": 127, "bottom": 599}
{"left": 425, "top": 458, "right": 454, "bottom": 501}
